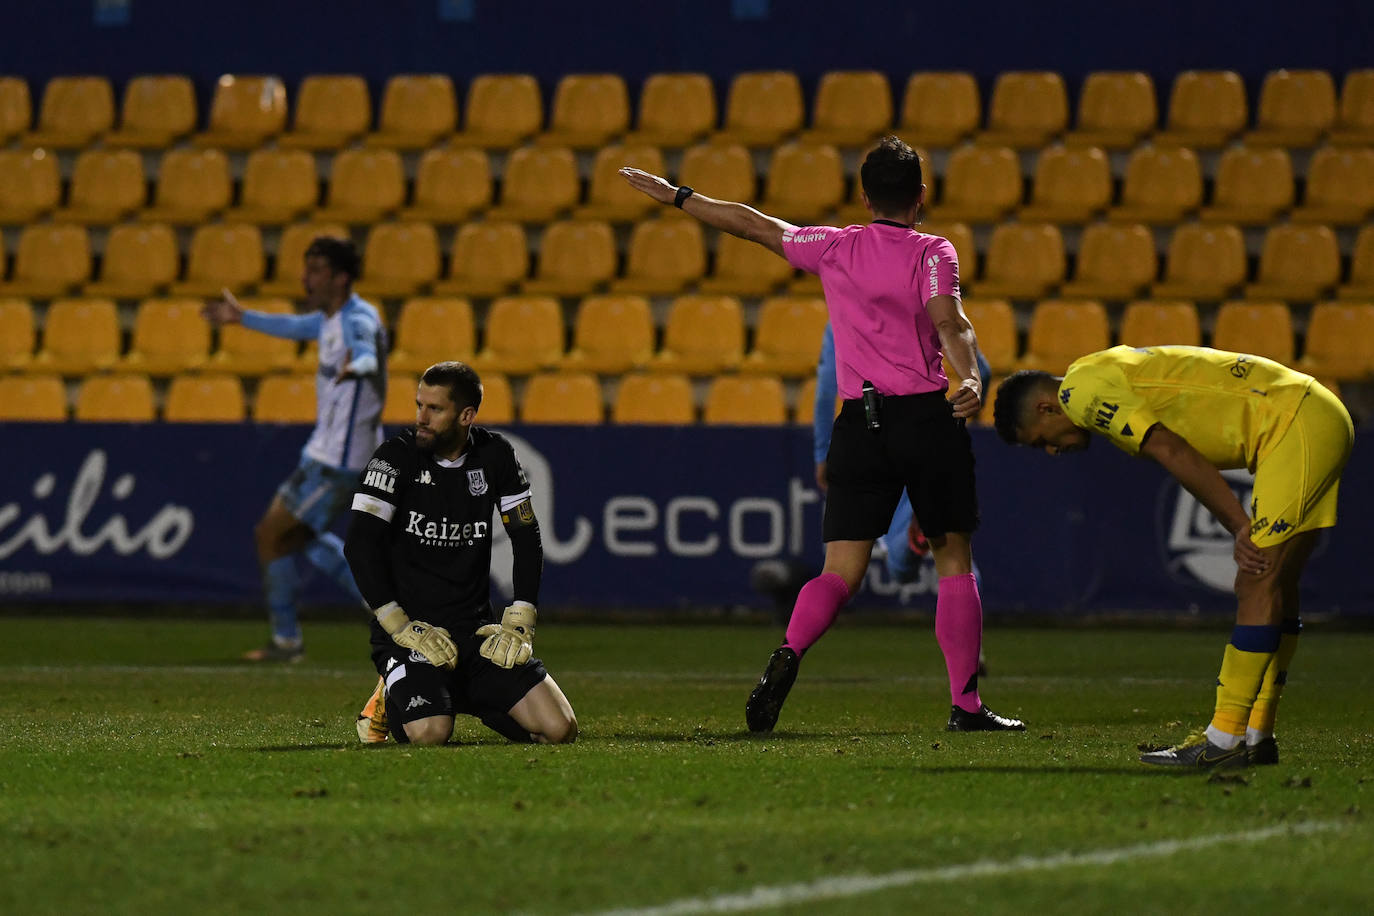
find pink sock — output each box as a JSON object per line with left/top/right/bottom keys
{"left": 936, "top": 572, "right": 983, "bottom": 712}
{"left": 782, "top": 572, "right": 851, "bottom": 654}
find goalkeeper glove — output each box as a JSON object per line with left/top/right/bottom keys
{"left": 476, "top": 602, "right": 536, "bottom": 668}
{"left": 375, "top": 601, "right": 458, "bottom": 669}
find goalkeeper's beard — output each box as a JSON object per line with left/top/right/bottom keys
{"left": 416, "top": 422, "right": 464, "bottom": 456}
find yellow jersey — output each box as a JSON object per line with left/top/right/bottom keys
{"left": 1058, "top": 345, "right": 1314, "bottom": 471}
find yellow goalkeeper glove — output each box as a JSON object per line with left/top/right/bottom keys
{"left": 375, "top": 601, "right": 458, "bottom": 669}
{"left": 475, "top": 602, "right": 536, "bottom": 668}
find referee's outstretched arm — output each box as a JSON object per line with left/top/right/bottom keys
{"left": 620, "top": 167, "right": 795, "bottom": 257}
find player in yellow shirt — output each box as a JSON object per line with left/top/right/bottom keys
{"left": 992, "top": 345, "right": 1353, "bottom": 768}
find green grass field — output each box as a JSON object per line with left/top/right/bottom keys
{"left": 1, "top": 616, "right": 1371, "bottom": 915}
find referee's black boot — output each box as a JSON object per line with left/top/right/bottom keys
{"left": 746, "top": 647, "right": 800, "bottom": 733}
{"left": 946, "top": 704, "right": 1026, "bottom": 732}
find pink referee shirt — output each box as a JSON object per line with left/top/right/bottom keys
{"left": 781, "top": 221, "right": 959, "bottom": 400}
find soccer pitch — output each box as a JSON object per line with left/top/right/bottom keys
{"left": 1, "top": 616, "right": 1370, "bottom": 915}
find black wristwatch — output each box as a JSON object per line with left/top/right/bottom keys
{"left": 673, "top": 185, "right": 695, "bottom": 208}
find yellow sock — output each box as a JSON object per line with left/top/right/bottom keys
{"left": 1211, "top": 625, "right": 1280, "bottom": 738}
{"left": 1247, "top": 619, "right": 1301, "bottom": 738}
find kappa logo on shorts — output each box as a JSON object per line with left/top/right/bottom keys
{"left": 467, "top": 468, "right": 488, "bottom": 496}
{"left": 406, "top": 696, "right": 432, "bottom": 710}
{"left": 385, "top": 657, "right": 399, "bottom": 672}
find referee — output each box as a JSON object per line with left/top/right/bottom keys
{"left": 622, "top": 137, "right": 1024, "bottom": 733}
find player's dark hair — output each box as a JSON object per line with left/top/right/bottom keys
{"left": 992, "top": 370, "right": 1056, "bottom": 444}
{"left": 859, "top": 136, "right": 924, "bottom": 216}
{"left": 305, "top": 236, "right": 361, "bottom": 282}
{"left": 422, "top": 361, "right": 484, "bottom": 412}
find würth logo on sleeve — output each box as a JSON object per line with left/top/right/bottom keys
{"left": 927, "top": 254, "right": 941, "bottom": 296}
{"left": 467, "top": 468, "right": 488, "bottom": 495}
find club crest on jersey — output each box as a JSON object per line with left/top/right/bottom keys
{"left": 467, "top": 468, "right": 488, "bottom": 495}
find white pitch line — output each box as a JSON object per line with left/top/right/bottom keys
{"left": 581, "top": 820, "right": 1343, "bottom": 916}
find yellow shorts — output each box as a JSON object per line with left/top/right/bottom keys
{"left": 1249, "top": 381, "right": 1354, "bottom": 548}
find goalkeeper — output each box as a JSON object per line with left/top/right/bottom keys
{"left": 344, "top": 361, "right": 576, "bottom": 745}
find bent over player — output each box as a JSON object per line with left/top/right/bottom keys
{"left": 345, "top": 361, "right": 576, "bottom": 745}
{"left": 994, "top": 346, "right": 1353, "bottom": 768}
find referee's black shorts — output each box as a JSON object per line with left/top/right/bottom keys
{"left": 822, "top": 390, "right": 979, "bottom": 542}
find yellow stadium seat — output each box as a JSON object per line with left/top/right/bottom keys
{"left": 1019, "top": 145, "right": 1112, "bottom": 223}
{"left": 192, "top": 74, "right": 287, "bottom": 149}
{"left": 930, "top": 144, "right": 1021, "bottom": 224}
{"left": 741, "top": 296, "right": 829, "bottom": 377}
{"left": 366, "top": 74, "right": 457, "bottom": 149}
{"left": 223, "top": 149, "right": 318, "bottom": 225}
{"left": 972, "top": 223, "right": 1065, "bottom": 300}
{"left": 613, "top": 372, "right": 695, "bottom": 424}
{"left": 896, "top": 72, "right": 980, "bottom": 149}
{"left": 1017, "top": 300, "right": 1111, "bottom": 374}
{"left": 522, "top": 219, "right": 617, "bottom": 296}
{"left": 387, "top": 297, "right": 476, "bottom": 374}
{"left": 487, "top": 145, "right": 580, "bottom": 223}
{"left": 1064, "top": 71, "right": 1158, "bottom": 149}
{"left": 977, "top": 71, "right": 1068, "bottom": 148}
{"left": 0, "top": 77, "right": 31, "bottom": 143}
{"left": 257, "top": 222, "right": 350, "bottom": 298}
{"left": 314, "top": 148, "right": 405, "bottom": 224}
{"left": 1060, "top": 222, "right": 1158, "bottom": 301}
{"left": 432, "top": 221, "right": 529, "bottom": 298}
{"left": 962, "top": 298, "right": 1018, "bottom": 373}
{"left": 676, "top": 143, "right": 756, "bottom": 206}
{"left": 119, "top": 298, "right": 210, "bottom": 375}
{"left": 164, "top": 373, "right": 246, "bottom": 422}
{"left": 1290, "top": 146, "right": 1374, "bottom": 225}
{"left": 23, "top": 76, "right": 114, "bottom": 148}
{"left": 624, "top": 73, "right": 716, "bottom": 148}
{"left": 1199, "top": 146, "right": 1295, "bottom": 225}
{"left": 140, "top": 148, "right": 232, "bottom": 225}
{"left": 75, "top": 373, "right": 155, "bottom": 422}
{"left": 1118, "top": 300, "right": 1202, "bottom": 348}
{"left": 53, "top": 149, "right": 145, "bottom": 225}
{"left": 712, "top": 71, "right": 804, "bottom": 147}
{"left": 1244, "top": 69, "right": 1337, "bottom": 148}
{"left": 1244, "top": 224, "right": 1341, "bottom": 302}
{"left": 383, "top": 372, "right": 419, "bottom": 427}
{"left": 574, "top": 144, "right": 667, "bottom": 222}
{"left": 703, "top": 374, "right": 787, "bottom": 425}
{"left": 1211, "top": 301, "right": 1295, "bottom": 364}
{"left": 278, "top": 74, "right": 371, "bottom": 150}
{"left": 1108, "top": 145, "right": 1203, "bottom": 224}
{"left": 650, "top": 295, "right": 744, "bottom": 375}
{"left": 169, "top": 224, "right": 264, "bottom": 297}
{"left": 208, "top": 297, "right": 300, "bottom": 375}
{"left": 561, "top": 295, "right": 655, "bottom": 374}
{"left": 919, "top": 221, "right": 977, "bottom": 282}
{"left": 609, "top": 219, "right": 706, "bottom": 295}
{"left": 521, "top": 371, "right": 604, "bottom": 424}
{"left": 0, "top": 148, "right": 60, "bottom": 224}
{"left": 538, "top": 74, "right": 630, "bottom": 149}
{"left": 0, "top": 373, "right": 66, "bottom": 420}
{"left": 475, "top": 371, "right": 514, "bottom": 424}
{"left": 799, "top": 70, "right": 893, "bottom": 148}
{"left": 84, "top": 222, "right": 179, "bottom": 299}
{"left": 794, "top": 375, "right": 839, "bottom": 425}
{"left": 30, "top": 298, "right": 118, "bottom": 375}
{"left": 1154, "top": 70, "right": 1248, "bottom": 149}
{"left": 697, "top": 232, "right": 794, "bottom": 296}
{"left": 1300, "top": 302, "right": 1374, "bottom": 380}
{"left": 758, "top": 142, "right": 845, "bottom": 224}
{"left": 355, "top": 221, "right": 441, "bottom": 300}
{"left": 0, "top": 297, "right": 34, "bottom": 370}
{"left": 1152, "top": 223, "right": 1247, "bottom": 301}
{"left": 1329, "top": 69, "right": 1374, "bottom": 146}
{"left": 470, "top": 295, "right": 564, "bottom": 375}
{"left": 0, "top": 225, "right": 90, "bottom": 298}
{"left": 253, "top": 374, "right": 317, "bottom": 423}
{"left": 105, "top": 75, "right": 197, "bottom": 149}
{"left": 398, "top": 147, "right": 492, "bottom": 224}
{"left": 450, "top": 74, "right": 541, "bottom": 149}
{"left": 1338, "top": 225, "right": 1374, "bottom": 301}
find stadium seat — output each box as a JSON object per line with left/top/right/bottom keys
{"left": 896, "top": 71, "right": 981, "bottom": 148}
{"left": 139, "top": 148, "right": 232, "bottom": 225}
{"left": 561, "top": 295, "right": 655, "bottom": 374}
{"left": 1300, "top": 302, "right": 1374, "bottom": 380}
{"left": 470, "top": 295, "right": 565, "bottom": 375}
{"left": 119, "top": 298, "right": 210, "bottom": 375}
{"left": 794, "top": 375, "right": 839, "bottom": 425}
{"left": 1289, "top": 146, "right": 1374, "bottom": 225}
{"left": 1338, "top": 225, "right": 1374, "bottom": 301}
{"left": 610, "top": 219, "right": 707, "bottom": 295}
{"left": 1244, "top": 224, "right": 1341, "bottom": 303}
{"left": 574, "top": 144, "right": 667, "bottom": 222}
{"left": 475, "top": 371, "right": 515, "bottom": 424}
{"left": 1329, "top": 69, "right": 1374, "bottom": 145}
{"left": 697, "top": 232, "right": 794, "bottom": 296}
{"left": 314, "top": 148, "right": 406, "bottom": 224}
{"left": 253, "top": 374, "right": 317, "bottom": 423}
{"left": 613, "top": 372, "right": 696, "bottom": 424}
{"left": 169, "top": 224, "right": 264, "bottom": 297}
{"left": 208, "top": 297, "right": 300, "bottom": 375}
{"left": 84, "top": 222, "right": 179, "bottom": 299}
{"left": 930, "top": 144, "right": 1022, "bottom": 224}
{"left": 0, "top": 297, "right": 34, "bottom": 370}
{"left": 397, "top": 147, "right": 493, "bottom": 224}
{"left": 521, "top": 371, "right": 604, "bottom": 424}
{"left": 758, "top": 142, "right": 846, "bottom": 224}
{"left": 192, "top": 74, "right": 287, "bottom": 149}
{"left": 918, "top": 221, "right": 977, "bottom": 282}
{"left": 432, "top": 221, "right": 529, "bottom": 298}
{"left": 675, "top": 142, "right": 757, "bottom": 207}
{"left": 30, "top": 297, "right": 118, "bottom": 375}
{"left": 1118, "top": 300, "right": 1202, "bottom": 348}
{"left": 355, "top": 221, "right": 441, "bottom": 300}
{"left": 703, "top": 374, "right": 787, "bottom": 425}
{"left": 75, "top": 373, "right": 155, "bottom": 422}
{"left": 624, "top": 73, "right": 716, "bottom": 148}
{"left": 22, "top": 76, "right": 114, "bottom": 148}
{"left": 1019, "top": 145, "right": 1112, "bottom": 223}
{"left": 1017, "top": 300, "right": 1111, "bottom": 374}
{"left": 1152, "top": 223, "right": 1247, "bottom": 301}
{"left": 522, "top": 219, "right": 617, "bottom": 296}
{"left": 53, "top": 149, "right": 145, "bottom": 225}
{"left": 485, "top": 145, "right": 580, "bottom": 223}
{"left": 366, "top": 74, "right": 457, "bottom": 149}
{"left": 164, "top": 373, "right": 246, "bottom": 422}
{"left": 1108, "top": 145, "right": 1203, "bottom": 224}
{"left": 538, "top": 74, "right": 630, "bottom": 149}
{"left": 649, "top": 295, "right": 744, "bottom": 375}
{"left": 1211, "top": 301, "right": 1295, "bottom": 364}
{"left": 105, "top": 75, "right": 197, "bottom": 149}
{"left": 1059, "top": 222, "right": 1158, "bottom": 301}
{"left": 741, "top": 296, "right": 829, "bottom": 377}
{"left": 972, "top": 223, "right": 1066, "bottom": 300}
{"left": 1198, "top": 146, "right": 1295, "bottom": 225}
{"left": 0, "top": 225, "right": 91, "bottom": 298}
{"left": 0, "top": 373, "right": 65, "bottom": 421}
{"left": 257, "top": 222, "right": 349, "bottom": 298}
{"left": 387, "top": 297, "right": 476, "bottom": 374}
{"left": 1244, "top": 69, "right": 1337, "bottom": 147}
{"left": 1064, "top": 71, "right": 1158, "bottom": 149}
{"left": 450, "top": 74, "right": 541, "bottom": 149}
{"left": 799, "top": 70, "right": 893, "bottom": 148}
{"left": 977, "top": 71, "right": 1069, "bottom": 148}
{"left": 223, "top": 149, "right": 319, "bottom": 225}
{"left": 0, "top": 148, "right": 60, "bottom": 224}
{"left": 278, "top": 74, "right": 371, "bottom": 150}
{"left": 0, "top": 77, "right": 31, "bottom": 143}
{"left": 962, "top": 298, "right": 1018, "bottom": 373}
{"left": 1154, "top": 70, "right": 1248, "bottom": 149}
{"left": 382, "top": 372, "right": 419, "bottom": 426}
{"left": 712, "top": 71, "right": 804, "bottom": 147}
